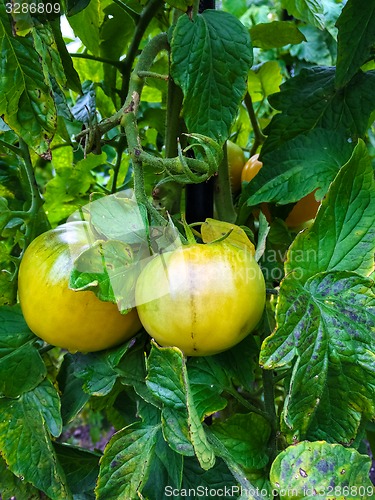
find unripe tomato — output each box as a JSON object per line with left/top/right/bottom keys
{"left": 135, "top": 242, "right": 266, "bottom": 356}
{"left": 18, "top": 221, "right": 141, "bottom": 353}
{"left": 241, "top": 153, "right": 263, "bottom": 183}
{"left": 227, "top": 140, "right": 246, "bottom": 193}
{"left": 285, "top": 190, "right": 321, "bottom": 228}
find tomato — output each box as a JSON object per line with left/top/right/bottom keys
{"left": 135, "top": 242, "right": 266, "bottom": 356}
{"left": 227, "top": 140, "right": 246, "bottom": 193}
{"left": 241, "top": 153, "right": 263, "bottom": 183}
{"left": 18, "top": 221, "right": 141, "bottom": 353}
{"left": 285, "top": 190, "right": 321, "bottom": 229}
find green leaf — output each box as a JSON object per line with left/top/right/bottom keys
{"left": 270, "top": 441, "right": 374, "bottom": 499}
{"left": 146, "top": 343, "right": 216, "bottom": 470}
{"left": 44, "top": 152, "right": 106, "bottom": 225}
{"left": 170, "top": 10, "right": 253, "bottom": 145}
{"left": 282, "top": 0, "right": 325, "bottom": 30}
{"left": 57, "top": 353, "right": 90, "bottom": 425}
{"left": 248, "top": 61, "right": 283, "bottom": 103}
{"left": 0, "top": 380, "right": 70, "bottom": 499}
{"left": 211, "top": 413, "right": 271, "bottom": 472}
{"left": 100, "top": 3, "right": 135, "bottom": 61}
{"left": 95, "top": 422, "right": 160, "bottom": 499}
{"left": 260, "top": 142, "right": 375, "bottom": 443}
{"left": 335, "top": 0, "right": 375, "bottom": 88}
{"left": 68, "top": 0, "right": 104, "bottom": 54}
{"left": 262, "top": 67, "right": 375, "bottom": 155}
{"left": 0, "top": 4, "right": 56, "bottom": 157}
{"left": 53, "top": 443, "right": 100, "bottom": 496}
{"left": 0, "top": 197, "right": 12, "bottom": 231}
{"left": 284, "top": 141, "right": 375, "bottom": 280}
{"left": 165, "top": 0, "right": 193, "bottom": 12}
{"left": 245, "top": 129, "right": 353, "bottom": 206}
{"left": 0, "top": 455, "right": 41, "bottom": 500}
{"left": 250, "top": 21, "right": 306, "bottom": 49}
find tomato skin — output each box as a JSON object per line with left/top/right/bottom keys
{"left": 18, "top": 221, "right": 141, "bottom": 353}
{"left": 227, "top": 140, "right": 246, "bottom": 193}
{"left": 241, "top": 154, "right": 263, "bottom": 183}
{"left": 135, "top": 242, "right": 266, "bottom": 356}
{"left": 285, "top": 191, "right": 321, "bottom": 228}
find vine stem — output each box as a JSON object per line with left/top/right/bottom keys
{"left": 244, "top": 92, "right": 266, "bottom": 156}
{"left": 214, "top": 143, "right": 237, "bottom": 223}
{"left": 262, "top": 368, "right": 279, "bottom": 460}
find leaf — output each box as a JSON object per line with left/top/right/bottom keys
{"left": 260, "top": 142, "right": 375, "bottom": 443}
{"left": 335, "top": 0, "right": 375, "bottom": 88}
{"left": 270, "top": 441, "right": 374, "bottom": 499}
{"left": 282, "top": 0, "right": 325, "bottom": 30}
{"left": 66, "top": 0, "right": 91, "bottom": 16}
{"left": 53, "top": 443, "right": 100, "bottom": 496}
{"left": 100, "top": 3, "right": 135, "bottom": 61}
{"left": 284, "top": 141, "right": 375, "bottom": 280}
{"left": 262, "top": 67, "right": 375, "bottom": 156}
{"left": 248, "top": 61, "right": 283, "bottom": 103}
{"left": 245, "top": 129, "right": 354, "bottom": 206}
{"left": 250, "top": 21, "right": 306, "bottom": 49}
{"left": 95, "top": 422, "right": 160, "bottom": 500}
{"left": 146, "top": 343, "right": 216, "bottom": 470}
{"left": 210, "top": 413, "right": 271, "bottom": 472}
{"left": 201, "top": 218, "right": 255, "bottom": 255}
{"left": 56, "top": 353, "right": 90, "bottom": 425}
{"left": 165, "top": 0, "right": 193, "bottom": 12}
{"left": 68, "top": 0, "right": 104, "bottom": 54}
{"left": 0, "top": 4, "right": 56, "bottom": 157}
{"left": 0, "top": 455, "right": 41, "bottom": 500}
{"left": 170, "top": 10, "right": 253, "bottom": 145}
{"left": 0, "top": 197, "right": 12, "bottom": 231}
{"left": 0, "top": 380, "right": 70, "bottom": 499}
{"left": 71, "top": 81, "right": 96, "bottom": 123}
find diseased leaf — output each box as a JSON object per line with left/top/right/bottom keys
{"left": 260, "top": 143, "right": 375, "bottom": 443}
{"left": 171, "top": 10, "right": 253, "bottom": 145}
{"left": 95, "top": 422, "right": 160, "bottom": 499}
{"left": 282, "top": 0, "right": 325, "bottom": 30}
{"left": 335, "top": 0, "right": 375, "bottom": 88}
{"left": 0, "top": 4, "right": 56, "bottom": 157}
{"left": 250, "top": 21, "right": 306, "bottom": 49}
{"left": 270, "top": 441, "right": 374, "bottom": 499}
{"left": 0, "top": 455, "right": 41, "bottom": 500}
{"left": 0, "top": 380, "right": 70, "bottom": 499}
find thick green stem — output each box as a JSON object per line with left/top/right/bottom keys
{"left": 111, "top": 134, "right": 127, "bottom": 193}
{"left": 214, "top": 143, "right": 237, "bottom": 223}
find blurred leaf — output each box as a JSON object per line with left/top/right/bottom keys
{"left": 0, "top": 380, "right": 69, "bottom": 499}
{"left": 250, "top": 21, "right": 305, "bottom": 49}
{"left": 289, "top": 25, "right": 335, "bottom": 66}
{"left": 100, "top": 3, "right": 134, "bottom": 61}
{"left": 245, "top": 129, "right": 353, "bottom": 206}
{"left": 282, "top": 0, "right": 325, "bottom": 29}
{"left": 262, "top": 67, "right": 375, "bottom": 156}
{"left": 146, "top": 343, "right": 215, "bottom": 470}
{"left": 270, "top": 441, "right": 374, "bottom": 499}
{"left": 95, "top": 422, "right": 160, "bottom": 499}
{"left": 260, "top": 143, "right": 375, "bottom": 443}
{"left": 165, "top": 0, "right": 193, "bottom": 12}
{"left": 248, "top": 61, "right": 283, "bottom": 103}
{"left": 0, "top": 4, "right": 56, "bottom": 157}
{"left": 54, "top": 443, "right": 100, "bottom": 496}
{"left": 171, "top": 10, "right": 253, "bottom": 145}
{"left": 335, "top": 0, "right": 375, "bottom": 88}
{"left": 68, "top": 0, "right": 104, "bottom": 54}
{"left": 0, "top": 455, "right": 41, "bottom": 500}
{"left": 66, "top": 0, "right": 91, "bottom": 16}
{"left": 71, "top": 82, "right": 96, "bottom": 123}
{"left": 211, "top": 413, "right": 271, "bottom": 472}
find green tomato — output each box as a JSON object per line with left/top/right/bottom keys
{"left": 18, "top": 221, "right": 141, "bottom": 353}
{"left": 135, "top": 242, "right": 266, "bottom": 356}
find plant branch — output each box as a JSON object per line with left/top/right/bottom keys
{"left": 244, "top": 92, "right": 266, "bottom": 156}
{"left": 71, "top": 53, "right": 124, "bottom": 70}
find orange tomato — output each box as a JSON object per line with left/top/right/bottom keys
{"left": 241, "top": 154, "right": 263, "bottom": 183}
{"left": 285, "top": 191, "right": 321, "bottom": 228}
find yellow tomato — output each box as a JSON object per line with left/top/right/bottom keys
{"left": 285, "top": 190, "right": 321, "bottom": 228}
{"left": 241, "top": 153, "right": 263, "bottom": 183}
{"left": 227, "top": 140, "right": 246, "bottom": 192}
{"left": 135, "top": 242, "right": 266, "bottom": 356}
{"left": 18, "top": 221, "right": 141, "bottom": 353}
